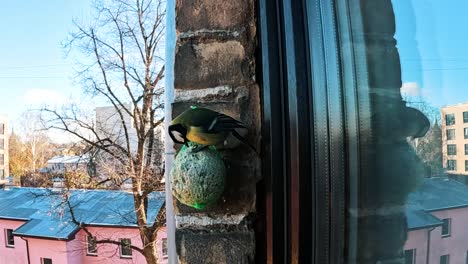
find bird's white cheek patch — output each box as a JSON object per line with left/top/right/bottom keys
{"left": 173, "top": 131, "right": 185, "bottom": 142}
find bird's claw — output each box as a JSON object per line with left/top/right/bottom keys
{"left": 190, "top": 145, "right": 208, "bottom": 153}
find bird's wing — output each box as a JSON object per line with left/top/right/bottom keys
{"left": 207, "top": 113, "right": 246, "bottom": 133}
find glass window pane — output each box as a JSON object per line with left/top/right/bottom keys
{"left": 162, "top": 238, "right": 168, "bottom": 257}
{"left": 5, "top": 229, "right": 14, "bottom": 247}
{"left": 446, "top": 114, "right": 455, "bottom": 126}
{"left": 345, "top": 0, "right": 468, "bottom": 263}
{"left": 440, "top": 254, "right": 450, "bottom": 264}
{"left": 87, "top": 236, "right": 97, "bottom": 255}
{"left": 447, "top": 145, "right": 457, "bottom": 155}
{"left": 441, "top": 219, "right": 451, "bottom": 237}
{"left": 447, "top": 129, "right": 456, "bottom": 140}
{"left": 42, "top": 258, "right": 52, "bottom": 264}
{"left": 404, "top": 249, "right": 416, "bottom": 264}
{"left": 120, "top": 238, "right": 132, "bottom": 257}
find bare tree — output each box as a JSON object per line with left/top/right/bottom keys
{"left": 404, "top": 97, "right": 444, "bottom": 177}
{"left": 41, "top": 0, "right": 166, "bottom": 262}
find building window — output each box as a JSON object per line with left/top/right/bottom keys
{"left": 466, "top": 161, "right": 468, "bottom": 172}
{"left": 404, "top": 249, "right": 416, "bottom": 264}
{"left": 0, "top": 170, "right": 3, "bottom": 179}
{"left": 465, "top": 128, "right": 468, "bottom": 139}
{"left": 446, "top": 114, "right": 455, "bottom": 126}
{"left": 442, "top": 218, "right": 451, "bottom": 237}
{"left": 5, "top": 229, "right": 14, "bottom": 247}
{"left": 0, "top": 139, "right": 3, "bottom": 150}
{"left": 447, "top": 160, "right": 457, "bottom": 171}
{"left": 120, "top": 238, "right": 132, "bottom": 258}
{"left": 466, "top": 144, "right": 468, "bottom": 155}
{"left": 87, "top": 235, "right": 97, "bottom": 255}
{"left": 464, "top": 112, "right": 468, "bottom": 123}
{"left": 447, "top": 129, "right": 456, "bottom": 140}
{"left": 0, "top": 124, "right": 3, "bottom": 135}
{"left": 162, "top": 238, "right": 168, "bottom": 258}
{"left": 440, "top": 254, "right": 450, "bottom": 264}
{"left": 447, "top": 144, "right": 457, "bottom": 155}
{"left": 41, "top": 258, "right": 52, "bottom": 264}
{"left": 0, "top": 154, "right": 3, "bottom": 166}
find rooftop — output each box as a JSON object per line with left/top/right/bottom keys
{"left": 406, "top": 177, "right": 468, "bottom": 230}
{"left": 47, "top": 155, "right": 89, "bottom": 164}
{"left": 0, "top": 187, "right": 164, "bottom": 240}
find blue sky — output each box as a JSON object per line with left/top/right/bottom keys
{"left": 1, "top": 0, "right": 467, "bottom": 132}
{"left": 393, "top": 0, "right": 468, "bottom": 107}
{"left": 0, "top": 1, "right": 92, "bottom": 123}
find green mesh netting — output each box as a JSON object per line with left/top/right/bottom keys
{"left": 170, "top": 144, "right": 226, "bottom": 209}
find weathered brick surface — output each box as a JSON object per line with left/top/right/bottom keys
{"left": 176, "top": 229, "right": 255, "bottom": 264}
{"left": 174, "top": 40, "right": 253, "bottom": 89}
{"left": 176, "top": 0, "right": 253, "bottom": 32}
{"left": 173, "top": 0, "right": 259, "bottom": 262}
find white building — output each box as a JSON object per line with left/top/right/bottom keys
{"left": 95, "top": 105, "right": 138, "bottom": 153}
{"left": 45, "top": 155, "right": 89, "bottom": 175}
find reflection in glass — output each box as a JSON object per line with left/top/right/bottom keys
{"left": 347, "top": 0, "right": 468, "bottom": 263}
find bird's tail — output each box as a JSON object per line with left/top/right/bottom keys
{"left": 232, "top": 130, "right": 258, "bottom": 154}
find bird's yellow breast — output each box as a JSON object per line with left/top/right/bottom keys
{"left": 187, "top": 127, "right": 226, "bottom": 145}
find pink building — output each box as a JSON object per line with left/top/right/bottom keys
{"left": 404, "top": 178, "right": 468, "bottom": 264}
{"left": 0, "top": 188, "right": 167, "bottom": 264}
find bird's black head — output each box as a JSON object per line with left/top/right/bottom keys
{"left": 169, "top": 124, "right": 188, "bottom": 145}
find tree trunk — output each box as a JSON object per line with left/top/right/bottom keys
{"left": 142, "top": 242, "right": 158, "bottom": 264}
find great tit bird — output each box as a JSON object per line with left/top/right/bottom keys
{"left": 169, "top": 106, "right": 256, "bottom": 152}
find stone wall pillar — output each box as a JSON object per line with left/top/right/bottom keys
{"left": 172, "top": 1, "right": 260, "bottom": 263}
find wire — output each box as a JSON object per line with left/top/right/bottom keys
{"left": 404, "top": 67, "right": 468, "bottom": 72}
{"left": 0, "top": 64, "right": 70, "bottom": 69}
{"left": 0, "top": 76, "right": 67, "bottom": 79}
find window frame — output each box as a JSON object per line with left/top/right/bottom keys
{"left": 5, "top": 229, "right": 14, "bottom": 248}
{"left": 41, "top": 258, "right": 52, "bottom": 264}
{"left": 447, "top": 144, "right": 457, "bottom": 155}
{"left": 464, "top": 128, "right": 468, "bottom": 139}
{"left": 447, "top": 129, "right": 456, "bottom": 140}
{"left": 464, "top": 112, "right": 468, "bottom": 123}
{"left": 441, "top": 218, "right": 451, "bottom": 237}
{"left": 404, "top": 248, "right": 416, "bottom": 264}
{"left": 258, "top": 0, "right": 420, "bottom": 262}
{"left": 440, "top": 254, "right": 450, "bottom": 264}
{"left": 120, "top": 238, "right": 132, "bottom": 258}
{"left": 162, "top": 238, "right": 168, "bottom": 258}
{"left": 447, "top": 160, "right": 457, "bottom": 171}
{"left": 446, "top": 114, "right": 455, "bottom": 126}
{"left": 86, "top": 235, "right": 97, "bottom": 256}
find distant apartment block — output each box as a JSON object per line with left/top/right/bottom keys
{"left": 95, "top": 105, "right": 138, "bottom": 153}
{"left": 441, "top": 103, "right": 468, "bottom": 177}
{"left": 0, "top": 115, "right": 8, "bottom": 180}
{"left": 95, "top": 105, "right": 164, "bottom": 155}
